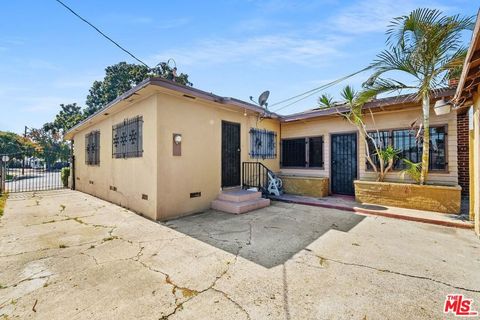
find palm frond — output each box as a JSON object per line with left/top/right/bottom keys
{"left": 341, "top": 85, "right": 357, "bottom": 105}
{"left": 318, "top": 94, "right": 334, "bottom": 109}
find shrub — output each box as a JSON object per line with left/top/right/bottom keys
{"left": 61, "top": 167, "right": 70, "bottom": 188}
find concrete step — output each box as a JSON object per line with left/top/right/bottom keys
{"left": 218, "top": 189, "right": 262, "bottom": 202}
{"left": 211, "top": 198, "right": 270, "bottom": 214}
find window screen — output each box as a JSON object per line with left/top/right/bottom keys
{"left": 281, "top": 138, "right": 306, "bottom": 167}
{"left": 308, "top": 137, "right": 324, "bottom": 167}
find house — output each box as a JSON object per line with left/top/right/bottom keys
{"left": 65, "top": 78, "right": 280, "bottom": 220}
{"left": 454, "top": 10, "right": 480, "bottom": 236}
{"left": 65, "top": 77, "right": 465, "bottom": 221}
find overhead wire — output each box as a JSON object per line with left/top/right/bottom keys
{"left": 269, "top": 65, "right": 374, "bottom": 113}
{"left": 54, "top": 0, "right": 150, "bottom": 67}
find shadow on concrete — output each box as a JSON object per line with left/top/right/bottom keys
{"left": 164, "top": 202, "right": 365, "bottom": 268}
{"left": 359, "top": 204, "right": 388, "bottom": 211}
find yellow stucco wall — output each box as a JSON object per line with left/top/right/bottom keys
{"left": 72, "top": 94, "right": 159, "bottom": 220}
{"left": 155, "top": 91, "right": 280, "bottom": 220}
{"left": 354, "top": 180, "right": 461, "bottom": 214}
{"left": 280, "top": 176, "right": 329, "bottom": 197}
{"left": 281, "top": 105, "right": 459, "bottom": 188}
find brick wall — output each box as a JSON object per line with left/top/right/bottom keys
{"left": 457, "top": 111, "right": 470, "bottom": 197}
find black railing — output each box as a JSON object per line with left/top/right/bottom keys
{"left": 242, "top": 162, "right": 272, "bottom": 195}
{"left": 0, "top": 152, "right": 69, "bottom": 193}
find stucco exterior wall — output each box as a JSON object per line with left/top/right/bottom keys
{"left": 280, "top": 105, "right": 459, "bottom": 188}
{"left": 72, "top": 95, "right": 158, "bottom": 220}
{"left": 155, "top": 91, "right": 280, "bottom": 220}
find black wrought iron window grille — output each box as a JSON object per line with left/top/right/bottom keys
{"left": 85, "top": 130, "right": 100, "bottom": 165}
{"left": 112, "top": 116, "right": 143, "bottom": 159}
{"left": 365, "top": 130, "right": 391, "bottom": 170}
{"left": 249, "top": 128, "right": 277, "bottom": 159}
{"left": 281, "top": 136, "right": 324, "bottom": 168}
{"left": 366, "top": 125, "right": 447, "bottom": 171}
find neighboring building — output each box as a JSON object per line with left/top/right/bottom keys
{"left": 65, "top": 76, "right": 464, "bottom": 221}
{"left": 454, "top": 10, "right": 480, "bottom": 236}
{"left": 280, "top": 90, "right": 459, "bottom": 194}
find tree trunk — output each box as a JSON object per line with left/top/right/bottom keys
{"left": 420, "top": 91, "right": 430, "bottom": 185}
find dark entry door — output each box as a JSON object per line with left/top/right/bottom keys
{"left": 222, "top": 121, "right": 241, "bottom": 188}
{"left": 331, "top": 133, "right": 357, "bottom": 195}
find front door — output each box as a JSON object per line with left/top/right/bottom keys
{"left": 331, "top": 133, "right": 357, "bottom": 195}
{"left": 221, "top": 121, "right": 241, "bottom": 188}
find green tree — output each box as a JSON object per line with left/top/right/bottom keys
{"left": 43, "top": 103, "right": 85, "bottom": 136}
{"left": 28, "top": 128, "right": 70, "bottom": 167}
{"left": 0, "top": 131, "right": 40, "bottom": 156}
{"left": 85, "top": 61, "right": 192, "bottom": 116}
{"left": 319, "top": 86, "right": 399, "bottom": 182}
{"left": 362, "top": 8, "right": 473, "bottom": 184}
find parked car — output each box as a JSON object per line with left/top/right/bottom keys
{"left": 52, "top": 162, "right": 70, "bottom": 170}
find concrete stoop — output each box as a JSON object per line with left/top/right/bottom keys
{"left": 211, "top": 189, "right": 270, "bottom": 214}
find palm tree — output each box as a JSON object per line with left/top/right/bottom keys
{"left": 319, "top": 86, "right": 399, "bottom": 182}
{"left": 362, "top": 8, "right": 473, "bottom": 184}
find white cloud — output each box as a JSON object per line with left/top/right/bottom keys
{"left": 52, "top": 74, "right": 102, "bottom": 89}
{"left": 328, "top": 0, "right": 453, "bottom": 34}
{"left": 153, "top": 34, "right": 349, "bottom": 67}
{"left": 102, "top": 13, "right": 189, "bottom": 29}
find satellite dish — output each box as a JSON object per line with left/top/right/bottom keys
{"left": 258, "top": 90, "right": 270, "bottom": 108}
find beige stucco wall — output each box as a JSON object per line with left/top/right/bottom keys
{"left": 72, "top": 94, "right": 159, "bottom": 220}
{"left": 155, "top": 91, "right": 280, "bottom": 220}
{"left": 280, "top": 105, "right": 459, "bottom": 189}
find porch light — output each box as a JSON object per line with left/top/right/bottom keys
{"left": 174, "top": 134, "right": 182, "bottom": 144}
{"left": 433, "top": 98, "right": 451, "bottom": 115}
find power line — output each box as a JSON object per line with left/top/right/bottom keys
{"left": 54, "top": 0, "right": 149, "bottom": 67}
{"left": 270, "top": 65, "right": 373, "bottom": 113}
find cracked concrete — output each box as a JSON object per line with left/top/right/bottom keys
{"left": 0, "top": 190, "right": 479, "bottom": 319}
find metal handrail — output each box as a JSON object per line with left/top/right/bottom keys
{"left": 242, "top": 162, "right": 272, "bottom": 195}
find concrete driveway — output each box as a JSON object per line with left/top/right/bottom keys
{"left": 0, "top": 190, "right": 479, "bottom": 319}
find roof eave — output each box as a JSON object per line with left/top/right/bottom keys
{"left": 64, "top": 77, "right": 276, "bottom": 140}
{"left": 454, "top": 10, "right": 480, "bottom": 105}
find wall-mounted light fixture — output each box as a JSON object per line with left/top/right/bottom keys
{"left": 433, "top": 98, "right": 452, "bottom": 115}
{"left": 173, "top": 133, "right": 182, "bottom": 156}
{"left": 174, "top": 134, "right": 182, "bottom": 144}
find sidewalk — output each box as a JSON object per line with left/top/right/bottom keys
{"left": 270, "top": 194, "right": 474, "bottom": 229}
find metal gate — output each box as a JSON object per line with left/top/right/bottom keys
{"left": 331, "top": 133, "right": 357, "bottom": 195}
{"left": 221, "top": 121, "right": 241, "bottom": 188}
{"left": 0, "top": 152, "right": 69, "bottom": 193}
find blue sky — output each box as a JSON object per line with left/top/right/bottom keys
{"left": 0, "top": 0, "right": 477, "bottom": 134}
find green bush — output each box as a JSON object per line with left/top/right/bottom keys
{"left": 61, "top": 167, "right": 70, "bottom": 188}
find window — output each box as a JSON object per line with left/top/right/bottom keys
{"left": 249, "top": 128, "right": 277, "bottom": 159}
{"left": 429, "top": 126, "right": 447, "bottom": 170}
{"left": 308, "top": 137, "right": 324, "bottom": 167}
{"left": 366, "top": 131, "right": 391, "bottom": 169}
{"left": 112, "top": 116, "right": 143, "bottom": 158}
{"left": 366, "top": 126, "right": 447, "bottom": 171}
{"left": 85, "top": 131, "right": 100, "bottom": 165}
{"left": 392, "top": 129, "right": 421, "bottom": 169}
{"left": 281, "top": 136, "right": 324, "bottom": 168}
